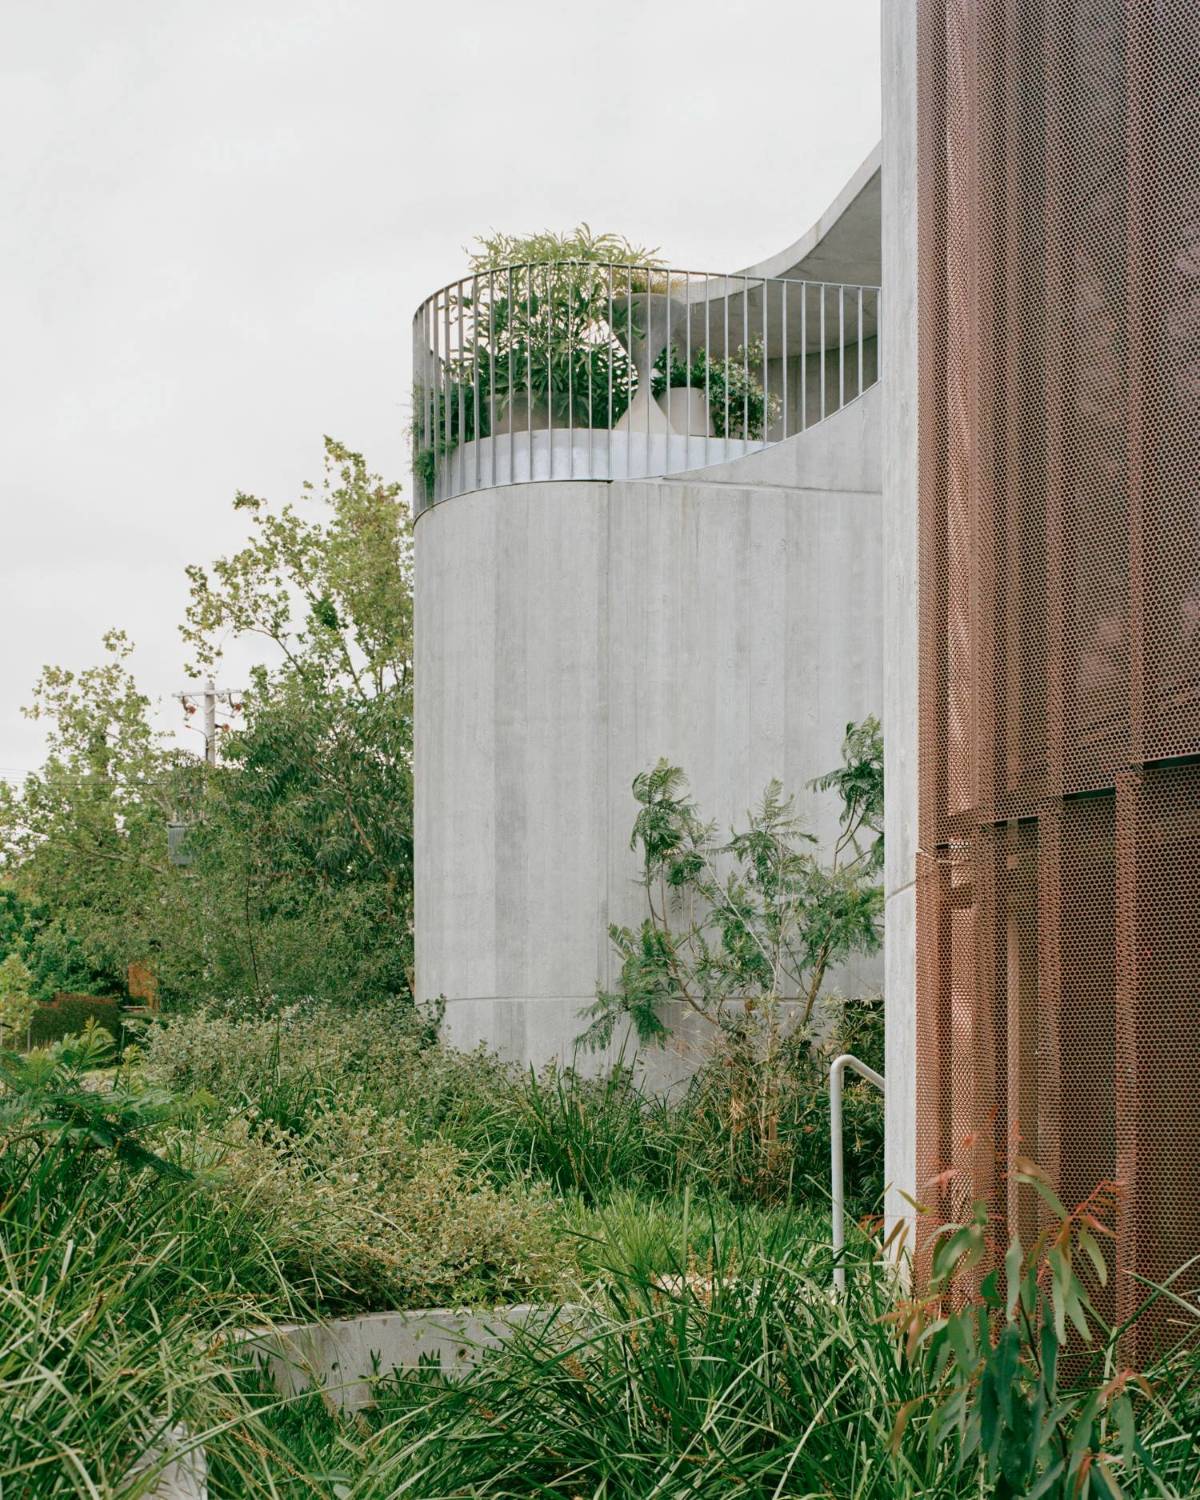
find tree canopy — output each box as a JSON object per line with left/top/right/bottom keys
{"left": 0, "top": 438, "right": 415, "bottom": 1010}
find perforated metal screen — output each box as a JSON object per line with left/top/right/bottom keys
{"left": 916, "top": 0, "right": 1200, "bottom": 1353}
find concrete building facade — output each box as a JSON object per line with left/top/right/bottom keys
{"left": 413, "top": 159, "right": 886, "bottom": 1077}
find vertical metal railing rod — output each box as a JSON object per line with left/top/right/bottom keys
{"left": 741, "top": 276, "right": 749, "bottom": 442}
{"left": 857, "top": 286, "right": 864, "bottom": 401}
{"left": 586, "top": 266, "right": 593, "bottom": 479}
{"left": 819, "top": 283, "right": 826, "bottom": 422}
{"left": 830, "top": 1053, "right": 885, "bottom": 1294}
{"left": 704, "top": 275, "right": 711, "bottom": 461}
{"left": 644, "top": 264, "right": 651, "bottom": 478}
{"left": 800, "top": 282, "right": 808, "bottom": 432}
{"left": 781, "top": 280, "right": 789, "bottom": 440}
{"left": 684, "top": 268, "right": 692, "bottom": 467}
{"left": 546, "top": 262, "right": 554, "bottom": 480}
{"left": 723, "top": 281, "right": 730, "bottom": 461}
{"left": 441, "top": 291, "right": 450, "bottom": 503}
{"left": 488, "top": 270, "right": 496, "bottom": 488}
{"left": 472, "top": 274, "right": 480, "bottom": 493}
{"left": 765, "top": 279, "right": 774, "bottom": 438}
{"left": 526, "top": 264, "right": 534, "bottom": 482}
{"left": 456, "top": 279, "right": 465, "bottom": 497}
{"left": 664, "top": 268, "right": 672, "bottom": 445}
{"left": 607, "top": 264, "right": 614, "bottom": 481}
{"left": 507, "top": 266, "right": 514, "bottom": 486}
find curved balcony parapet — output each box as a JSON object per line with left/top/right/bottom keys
{"left": 411, "top": 262, "right": 880, "bottom": 512}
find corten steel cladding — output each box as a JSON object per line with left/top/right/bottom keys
{"left": 915, "top": 0, "right": 1200, "bottom": 1353}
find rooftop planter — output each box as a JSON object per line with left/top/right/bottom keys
{"left": 411, "top": 237, "right": 880, "bottom": 510}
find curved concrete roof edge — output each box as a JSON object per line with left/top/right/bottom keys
{"left": 735, "top": 142, "right": 882, "bottom": 283}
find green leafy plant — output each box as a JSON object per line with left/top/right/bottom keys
{"left": 415, "top": 227, "right": 660, "bottom": 489}
{"left": 894, "top": 1167, "right": 1158, "bottom": 1499}
{"left": 652, "top": 336, "right": 781, "bottom": 440}
{"left": 583, "top": 717, "right": 884, "bottom": 1053}
{"left": 414, "top": 223, "right": 790, "bottom": 495}
{"left": 672, "top": 1001, "right": 885, "bottom": 1207}
{"left": 578, "top": 723, "right": 883, "bottom": 1203}
{"left": 0, "top": 1021, "right": 194, "bottom": 1179}
{"left": 0, "top": 888, "right": 112, "bottom": 1000}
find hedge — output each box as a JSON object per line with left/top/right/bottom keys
{"left": 27, "top": 994, "right": 127, "bottom": 1050}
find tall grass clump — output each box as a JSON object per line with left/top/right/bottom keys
{"left": 257, "top": 1194, "right": 1200, "bottom": 1500}
{"left": 319, "top": 1222, "right": 957, "bottom": 1499}
{"left": 0, "top": 1027, "right": 309, "bottom": 1496}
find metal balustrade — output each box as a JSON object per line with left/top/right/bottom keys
{"left": 411, "top": 263, "right": 881, "bottom": 512}
{"left": 829, "top": 1052, "right": 885, "bottom": 1294}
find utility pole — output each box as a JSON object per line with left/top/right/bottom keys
{"left": 203, "top": 676, "right": 217, "bottom": 767}
{"left": 175, "top": 680, "right": 244, "bottom": 767}
{"left": 169, "top": 681, "right": 244, "bottom": 868}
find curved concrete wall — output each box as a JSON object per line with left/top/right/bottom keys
{"left": 414, "top": 389, "right": 883, "bottom": 1076}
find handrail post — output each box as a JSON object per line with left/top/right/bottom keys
{"left": 829, "top": 1052, "right": 885, "bottom": 1294}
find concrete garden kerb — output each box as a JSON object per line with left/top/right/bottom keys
{"left": 240, "top": 1303, "right": 561, "bottom": 1411}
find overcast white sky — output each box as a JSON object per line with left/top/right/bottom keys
{"left": 0, "top": 0, "right": 880, "bottom": 777}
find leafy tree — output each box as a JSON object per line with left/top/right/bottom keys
{"left": 582, "top": 718, "right": 884, "bottom": 1052}
{"left": 0, "top": 632, "right": 182, "bottom": 997}
{"left": 0, "top": 953, "right": 35, "bottom": 1046}
{"left": 0, "top": 888, "right": 27, "bottom": 958}
{"left": 0, "top": 438, "right": 414, "bottom": 1012}
{"left": 179, "top": 437, "right": 415, "bottom": 1005}
{"left": 0, "top": 888, "right": 113, "bottom": 1001}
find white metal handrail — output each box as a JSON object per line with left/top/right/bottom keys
{"left": 411, "top": 262, "right": 881, "bottom": 511}
{"left": 830, "top": 1051, "right": 885, "bottom": 1293}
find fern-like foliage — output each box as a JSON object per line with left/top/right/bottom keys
{"left": 0, "top": 1021, "right": 198, "bottom": 1180}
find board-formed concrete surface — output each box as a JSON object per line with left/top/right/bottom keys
{"left": 415, "top": 388, "right": 883, "bottom": 1076}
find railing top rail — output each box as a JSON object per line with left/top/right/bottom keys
{"left": 413, "top": 262, "right": 882, "bottom": 313}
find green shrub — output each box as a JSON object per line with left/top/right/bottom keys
{"left": 672, "top": 1021, "right": 884, "bottom": 1211}
{"left": 142, "top": 998, "right": 885, "bottom": 1218}
{"left": 178, "top": 1098, "right": 571, "bottom": 1313}
{"left": 652, "top": 337, "right": 780, "bottom": 440}
{"left": 140, "top": 999, "right": 512, "bottom": 1146}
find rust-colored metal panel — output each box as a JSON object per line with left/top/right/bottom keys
{"left": 1115, "top": 764, "right": 1200, "bottom": 1357}
{"left": 916, "top": 0, "right": 1200, "bottom": 1338}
